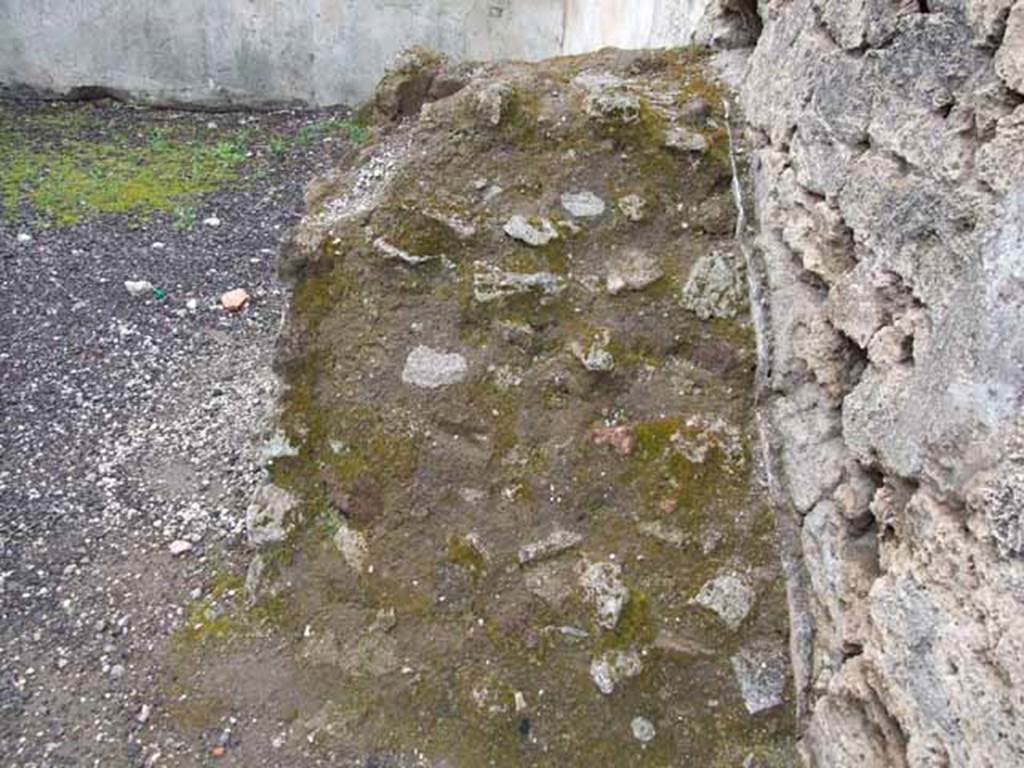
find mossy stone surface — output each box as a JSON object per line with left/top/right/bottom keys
{"left": 168, "top": 47, "right": 795, "bottom": 767}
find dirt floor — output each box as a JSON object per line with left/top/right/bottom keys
{"left": 1, "top": 48, "right": 796, "bottom": 768}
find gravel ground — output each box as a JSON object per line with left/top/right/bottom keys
{"left": 0, "top": 102, "right": 354, "bottom": 766}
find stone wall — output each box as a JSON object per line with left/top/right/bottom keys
{"left": 740, "top": 1, "right": 1024, "bottom": 765}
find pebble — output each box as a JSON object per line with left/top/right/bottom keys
{"left": 631, "top": 716, "right": 656, "bottom": 743}
{"left": 136, "top": 704, "right": 151, "bottom": 724}
{"left": 109, "top": 664, "right": 125, "bottom": 680}
{"left": 514, "top": 691, "right": 528, "bottom": 713}
{"left": 124, "top": 280, "right": 154, "bottom": 297}
{"left": 168, "top": 540, "right": 193, "bottom": 556}
{"left": 203, "top": 216, "right": 222, "bottom": 227}
{"left": 17, "top": 233, "right": 33, "bottom": 243}
{"left": 220, "top": 288, "right": 250, "bottom": 312}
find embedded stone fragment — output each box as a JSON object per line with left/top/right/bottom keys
{"left": 631, "top": 716, "right": 656, "bottom": 743}
{"left": 246, "top": 484, "right": 298, "bottom": 548}
{"left": 580, "top": 561, "right": 630, "bottom": 630}
{"left": 607, "top": 249, "right": 664, "bottom": 295}
{"left": 472, "top": 263, "right": 565, "bottom": 303}
{"left": 617, "top": 194, "right": 646, "bottom": 222}
{"left": 591, "top": 425, "right": 636, "bottom": 456}
{"left": 571, "top": 329, "right": 615, "bottom": 372}
{"left": 333, "top": 522, "right": 370, "bottom": 572}
{"left": 503, "top": 215, "right": 558, "bottom": 247}
{"left": 691, "top": 572, "right": 756, "bottom": 630}
{"left": 401, "top": 345, "right": 468, "bottom": 389}
{"left": 517, "top": 529, "right": 583, "bottom": 565}
{"left": 373, "top": 236, "right": 437, "bottom": 265}
{"left": 560, "top": 190, "right": 606, "bottom": 218}
{"left": 665, "top": 126, "right": 709, "bottom": 154}
{"left": 730, "top": 641, "right": 788, "bottom": 714}
{"left": 590, "top": 649, "right": 644, "bottom": 695}
{"left": 475, "top": 82, "right": 514, "bottom": 126}
{"left": 680, "top": 249, "right": 745, "bottom": 320}
{"left": 586, "top": 91, "right": 641, "bottom": 123}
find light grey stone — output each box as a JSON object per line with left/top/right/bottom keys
{"left": 168, "top": 540, "right": 193, "bottom": 556}
{"left": 401, "top": 345, "right": 468, "bottom": 389}
{"left": 333, "top": 522, "right": 369, "bottom": 572}
{"left": 475, "top": 82, "right": 514, "bottom": 126}
{"left": 373, "top": 236, "right": 438, "bottom": 265}
{"left": 607, "top": 250, "right": 664, "bottom": 295}
{"left": 503, "top": 215, "right": 558, "bottom": 247}
{"left": 680, "top": 248, "right": 745, "bottom": 320}
{"left": 517, "top": 529, "right": 583, "bottom": 565}
{"left": 246, "top": 483, "right": 298, "bottom": 548}
{"left": 472, "top": 263, "right": 565, "bottom": 303}
{"left": 664, "top": 126, "right": 709, "bottom": 154}
{"left": 691, "top": 572, "right": 755, "bottom": 631}
{"left": 560, "top": 190, "right": 606, "bottom": 218}
{"left": 730, "top": 641, "right": 788, "bottom": 714}
{"left": 630, "top": 716, "right": 656, "bottom": 743}
{"left": 571, "top": 329, "right": 616, "bottom": 372}
{"left": 580, "top": 561, "right": 630, "bottom": 631}
{"left": 244, "top": 554, "right": 266, "bottom": 605}
{"left": 589, "top": 649, "right": 643, "bottom": 695}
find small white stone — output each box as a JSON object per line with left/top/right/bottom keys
{"left": 580, "top": 561, "right": 630, "bottom": 630}
{"left": 137, "top": 704, "right": 151, "bottom": 724}
{"left": 16, "top": 233, "right": 33, "bottom": 244}
{"left": 631, "top": 716, "right": 656, "bottom": 743}
{"left": 503, "top": 215, "right": 558, "bottom": 247}
{"left": 514, "top": 691, "right": 528, "bottom": 713}
{"left": 333, "top": 523, "right": 369, "bottom": 572}
{"left": 151, "top": 242, "right": 166, "bottom": 250}
{"left": 203, "top": 216, "right": 221, "bottom": 227}
{"left": 401, "top": 345, "right": 468, "bottom": 389}
{"left": 168, "top": 540, "right": 193, "bottom": 556}
{"left": 124, "top": 280, "right": 154, "bottom": 297}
